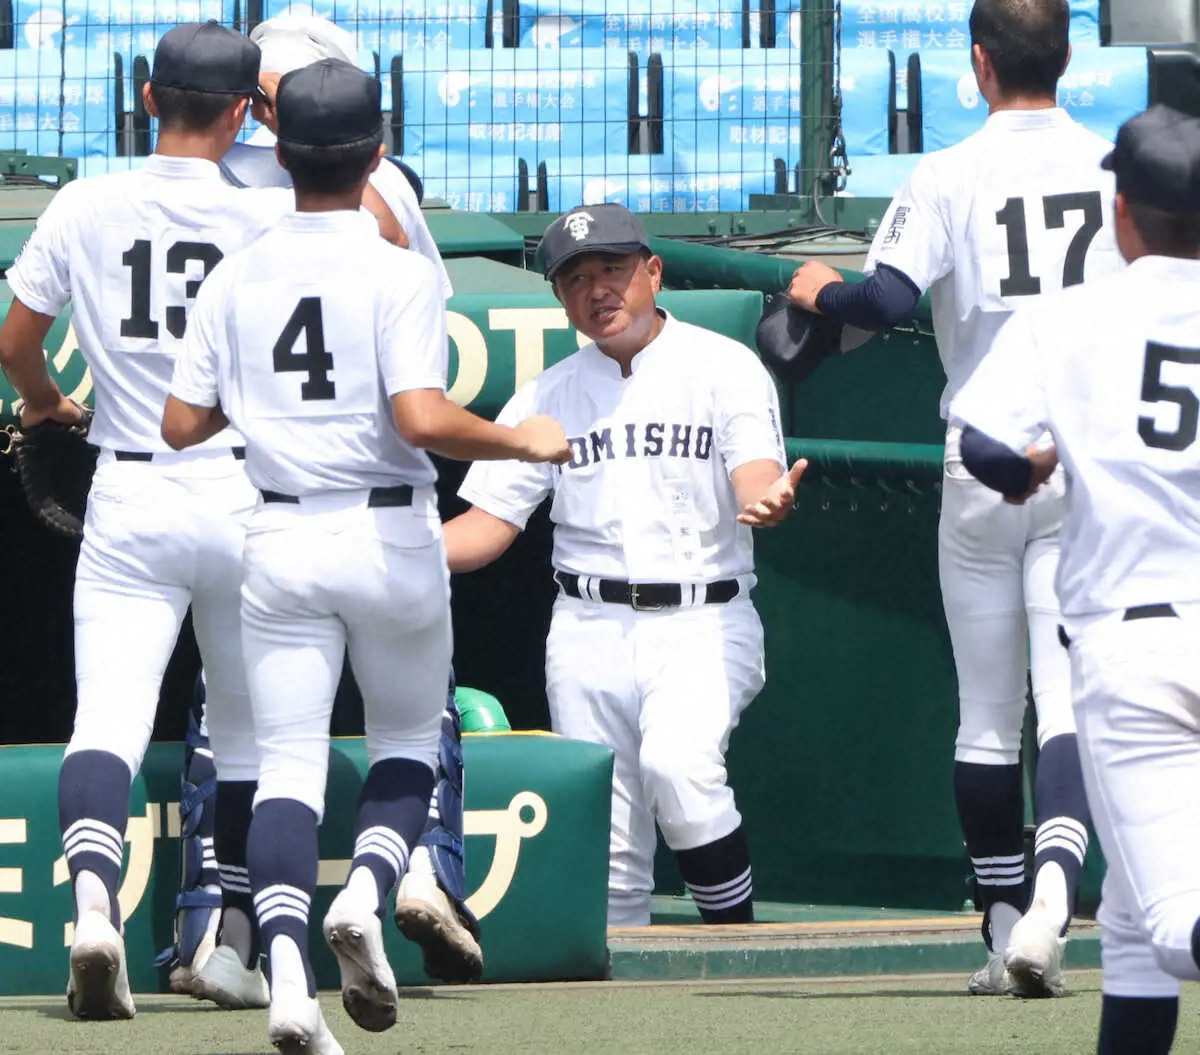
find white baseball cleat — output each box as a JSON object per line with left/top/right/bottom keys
{"left": 393, "top": 869, "right": 483, "bottom": 983}
{"left": 323, "top": 888, "right": 398, "bottom": 1032}
{"left": 268, "top": 977, "right": 344, "bottom": 1055}
{"left": 66, "top": 910, "right": 136, "bottom": 1020}
{"left": 967, "top": 951, "right": 1013, "bottom": 996}
{"left": 190, "top": 944, "right": 271, "bottom": 1009}
{"left": 1005, "top": 904, "right": 1067, "bottom": 998}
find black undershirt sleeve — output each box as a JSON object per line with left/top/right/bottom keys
{"left": 960, "top": 425, "right": 1033, "bottom": 499}
{"left": 813, "top": 263, "right": 922, "bottom": 331}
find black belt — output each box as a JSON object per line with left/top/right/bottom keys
{"left": 554, "top": 571, "right": 740, "bottom": 611}
{"left": 1058, "top": 603, "right": 1178, "bottom": 648}
{"left": 115, "top": 447, "right": 245, "bottom": 461}
{"left": 261, "top": 485, "right": 414, "bottom": 509}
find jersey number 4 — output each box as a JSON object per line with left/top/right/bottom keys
{"left": 120, "top": 239, "right": 223, "bottom": 339}
{"left": 1139, "top": 342, "right": 1200, "bottom": 452}
{"left": 995, "top": 192, "right": 1104, "bottom": 297}
{"left": 273, "top": 297, "right": 335, "bottom": 402}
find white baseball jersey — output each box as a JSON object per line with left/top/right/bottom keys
{"left": 7, "top": 155, "right": 293, "bottom": 452}
{"left": 865, "top": 108, "right": 1123, "bottom": 417}
{"left": 459, "top": 312, "right": 786, "bottom": 582}
{"left": 221, "top": 127, "right": 454, "bottom": 300}
{"left": 171, "top": 209, "right": 448, "bottom": 496}
{"left": 950, "top": 254, "right": 1200, "bottom": 620}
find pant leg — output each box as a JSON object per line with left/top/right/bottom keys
{"left": 1024, "top": 482, "right": 1074, "bottom": 748}
{"left": 343, "top": 518, "right": 450, "bottom": 775}
{"left": 635, "top": 601, "right": 764, "bottom": 852}
{"left": 938, "top": 466, "right": 1031, "bottom": 767}
{"left": 188, "top": 469, "right": 258, "bottom": 783}
{"left": 241, "top": 512, "right": 344, "bottom": 821}
{"left": 545, "top": 600, "right": 651, "bottom": 927}
{"left": 69, "top": 470, "right": 191, "bottom": 774}
{"left": 1072, "top": 616, "right": 1200, "bottom": 983}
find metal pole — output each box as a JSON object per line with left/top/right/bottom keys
{"left": 798, "top": 0, "right": 836, "bottom": 224}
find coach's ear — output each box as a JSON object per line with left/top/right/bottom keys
{"left": 275, "top": 142, "right": 290, "bottom": 174}
{"left": 142, "top": 82, "right": 158, "bottom": 119}
{"left": 365, "top": 141, "right": 386, "bottom": 178}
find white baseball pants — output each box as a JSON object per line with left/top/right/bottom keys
{"left": 241, "top": 489, "right": 450, "bottom": 822}
{"left": 939, "top": 428, "right": 1074, "bottom": 765}
{"left": 1070, "top": 606, "right": 1200, "bottom": 997}
{"left": 545, "top": 593, "right": 765, "bottom": 927}
{"left": 68, "top": 448, "right": 257, "bottom": 781}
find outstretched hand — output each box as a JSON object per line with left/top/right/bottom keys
{"left": 737, "top": 458, "right": 808, "bottom": 527}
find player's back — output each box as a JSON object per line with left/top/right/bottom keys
{"left": 906, "top": 110, "right": 1121, "bottom": 415}
{"left": 8, "top": 156, "right": 291, "bottom": 452}
{"left": 199, "top": 209, "right": 446, "bottom": 496}
{"left": 1035, "top": 257, "right": 1200, "bottom": 618}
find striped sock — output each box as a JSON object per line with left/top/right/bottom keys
{"left": 58, "top": 750, "right": 131, "bottom": 927}
{"left": 349, "top": 758, "right": 435, "bottom": 913}
{"left": 676, "top": 827, "right": 754, "bottom": 924}
{"left": 248, "top": 798, "right": 318, "bottom": 997}
{"left": 214, "top": 781, "right": 259, "bottom": 967}
{"left": 1033, "top": 733, "right": 1091, "bottom": 932}
{"left": 954, "top": 761, "right": 1029, "bottom": 950}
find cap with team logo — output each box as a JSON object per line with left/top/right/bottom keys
{"left": 251, "top": 12, "right": 358, "bottom": 76}
{"left": 151, "top": 21, "right": 262, "bottom": 97}
{"left": 276, "top": 59, "right": 382, "bottom": 148}
{"left": 538, "top": 203, "right": 652, "bottom": 282}
{"left": 1102, "top": 104, "right": 1200, "bottom": 214}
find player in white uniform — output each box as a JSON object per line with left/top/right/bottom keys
{"left": 0, "top": 23, "right": 293, "bottom": 1020}
{"left": 220, "top": 11, "right": 453, "bottom": 298}
{"left": 177, "top": 11, "right": 485, "bottom": 994}
{"left": 162, "top": 60, "right": 569, "bottom": 1054}
{"left": 444, "top": 204, "right": 807, "bottom": 928}
{"left": 952, "top": 104, "right": 1200, "bottom": 1055}
{"left": 787, "top": 0, "right": 1122, "bottom": 996}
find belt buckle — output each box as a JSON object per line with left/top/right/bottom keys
{"left": 629, "top": 584, "right": 664, "bottom": 612}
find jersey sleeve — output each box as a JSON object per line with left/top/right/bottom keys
{"left": 170, "top": 265, "right": 229, "bottom": 409}
{"left": 378, "top": 255, "right": 448, "bottom": 395}
{"left": 714, "top": 347, "right": 787, "bottom": 474}
{"left": 863, "top": 157, "right": 953, "bottom": 294}
{"left": 367, "top": 164, "right": 454, "bottom": 299}
{"left": 948, "top": 308, "right": 1050, "bottom": 451}
{"left": 6, "top": 182, "right": 79, "bottom": 317}
{"left": 457, "top": 381, "right": 555, "bottom": 531}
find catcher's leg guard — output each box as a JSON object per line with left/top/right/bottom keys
{"left": 155, "top": 676, "right": 222, "bottom": 993}
{"left": 396, "top": 676, "right": 484, "bottom": 982}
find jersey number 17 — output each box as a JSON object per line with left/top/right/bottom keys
{"left": 995, "top": 192, "right": 1104, "bottom": 296}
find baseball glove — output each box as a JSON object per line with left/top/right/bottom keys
{"left": 755, "top": 292, "right": 845, "bottom": 384}
{"left": 8, "top": 408, "right": 98, "bottom": 540}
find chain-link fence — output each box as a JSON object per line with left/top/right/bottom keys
{"left": 0, "top": 0, "right": 1144, "bottom": 211}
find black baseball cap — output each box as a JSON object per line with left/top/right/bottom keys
{"left": 1102, "top": 104, "right": 1200, "bottom": 214}
{"left": 151, "top": 21, "right": 261, "bottom": 97}
{"left": 276, "top": 59, "right": 383, "bottom": 148}
{"left": 538, "top": 203, "right": 652, "bottom": 282}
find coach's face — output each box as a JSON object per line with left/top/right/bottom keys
{"left": 553, "top": 251, "right": 663, "bottom": 351}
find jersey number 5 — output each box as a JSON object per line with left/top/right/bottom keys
{"left": 120, "top": 239, "right": 224, "bottom": 339}
{"left": 273, "top": 297, "right": 336, "bottom": 401}
{"left": 995, "top": 192, "right": 1104, "bottom": 297}
{"left": 1139, "top": 342, "right": 1200, "bottom": 452}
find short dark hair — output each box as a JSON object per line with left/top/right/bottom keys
{"left": 278, "top": 134, "right": 382, "bottom": 196}
{"left": 969, "top": 0, "right": 1070, "bottom": 98}
{"left": 1128, "top": 201, "right": 1200, "bottom": 257}
{"left": 150, "top": 84, "right": 244, "bottom": 133}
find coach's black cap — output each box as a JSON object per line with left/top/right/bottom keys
{"left": 1102, "top": 104, "right": 1200, "bottom": 214}
{"left": 538, "top": 203, "right": 652, "bottom": 282}
{"left": 276, "top": 59, "right": 382, "bottom": 148}
{"left": 151, "top": 21, "right": 261, "bottom": 96}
